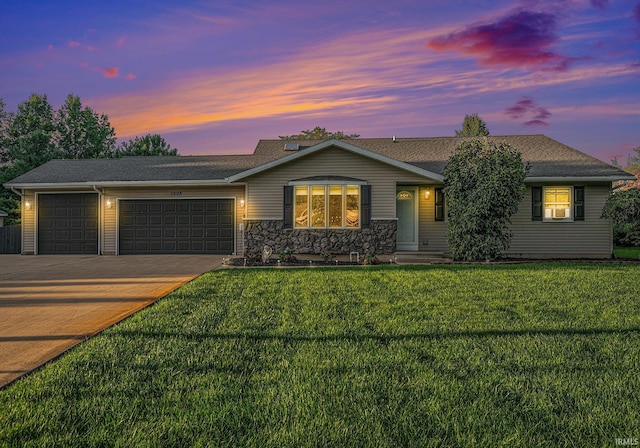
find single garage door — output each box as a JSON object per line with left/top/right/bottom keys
{"left": 38, "top": 193, "right": 99, "bottom": 254}
{"left": 118, "top": 199, "right": 234, "bottom": 254}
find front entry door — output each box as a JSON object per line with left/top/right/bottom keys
{"left": 396, "top": 187, "right": 418, "bottom": 251}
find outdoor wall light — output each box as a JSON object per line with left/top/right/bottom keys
{"left": 240, "top": 198, "right": 245, "bottom": 207}
{"left": 24, "top": 200, "right": 31, "bottom": 210}
{"left": 106, "top": 199, "right": 112, "bottom": 209}
{"left": 424, "top": 189, "right": 431, "bottom": 199}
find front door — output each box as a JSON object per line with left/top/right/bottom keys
{"left": 396, "top": 187, "right": 418, "bottom": 251}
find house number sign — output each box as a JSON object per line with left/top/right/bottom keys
{"left": 397, "top": 191, "right": 412, "bottom": 200}
{"left": 170, "top": 191, "right": 183, "bottom": 196}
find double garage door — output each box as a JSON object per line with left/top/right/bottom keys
{"left": 37, "top": 194, "right": 234, "bottom": 255}
{"left": 118, "top": 199, "right": 234, "bottom": 255}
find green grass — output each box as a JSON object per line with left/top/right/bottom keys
{"left": 615, "top": 246, "right": 640, "bottom": 259}
{"left": 1, "top": 263, "right": 639, "bottom": 447}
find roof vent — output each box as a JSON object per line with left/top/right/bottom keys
{"left": 392, "top": 135, "right": 397, "bottom": 143}
{"left": 284, "top": 143, "right": 299, "bottom": 151}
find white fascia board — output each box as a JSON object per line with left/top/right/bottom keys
{"left": 525, "top": 175, "right": 636, "bottom": 183}
{"left": 227, "top": 139, "right": 444, "bottom": 182}
{"left": 5, "top": 179, "right": 230, "bottom": 189}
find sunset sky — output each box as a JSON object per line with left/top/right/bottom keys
{"left": 1, "top": 0, "right": 639, "bottom": 163}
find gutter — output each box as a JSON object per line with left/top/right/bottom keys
{"left": 525, "top": 176, "right": 637, "bottom": 183}
{"left": 5, "top": 179, "right": 231, "bottom": 189}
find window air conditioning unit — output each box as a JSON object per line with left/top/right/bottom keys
{"left": 545, "top": 208, "right": 570, "bottom": 219}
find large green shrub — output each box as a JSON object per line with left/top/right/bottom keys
{"left": 444, "top": 138, "right": 529, "bottom": 260}
{"left": 601, "top": 188, "right": 640, "bottom": 247}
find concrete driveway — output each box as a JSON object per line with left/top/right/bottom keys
{"left": 0, "top": 255, "right": 224, "bottom": 388}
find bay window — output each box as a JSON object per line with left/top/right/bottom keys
{"left": 293, "top": 185, "right": 360, "bottom": 229}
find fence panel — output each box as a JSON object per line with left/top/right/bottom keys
{"left": 0, "top": 225, "right": 21, "bottom": 254}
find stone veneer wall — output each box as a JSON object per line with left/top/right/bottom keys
{"left": 244, "top": 219, "right": 397, "bottom": 255}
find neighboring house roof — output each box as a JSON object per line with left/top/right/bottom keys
{"left": 4, "top": 134, "right": 635, "bottom": 188}
{"left": 618, "top": 167, "right": 640, "bottom": 190}
{"left": 0, "top": 210, "right": 8, "bottom": 217}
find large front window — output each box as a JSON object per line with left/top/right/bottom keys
{"left": 294, "top": 185, "right": 360, "bottom": 229}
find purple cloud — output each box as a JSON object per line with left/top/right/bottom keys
{"left": 590, "top": 0, "right": 609, "bottom": 10}
{"left": 427, "top": 10, "right": 578, "bottom": 72}
{"left": 524, "top": 119, "right": 550, "bottom": 127}
{"left": 633, "top": 2, "right": 640, "bottom": 25}
{"left": 505, "top": 96, "right": 552, "bottom": 126}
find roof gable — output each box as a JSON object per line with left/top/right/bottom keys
{"left": 227, "top": 139, "right": 444, "bottom": 182}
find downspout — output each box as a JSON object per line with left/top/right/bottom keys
{"left": 92, "top": 185, "right": 103, "bottom": 255}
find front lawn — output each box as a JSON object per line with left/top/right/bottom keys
{"left": 1, "top": 263, "right": 639, "bottom": 447}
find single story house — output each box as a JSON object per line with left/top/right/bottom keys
{"left": 4, "top": 135, "right": 636, "bottom": 258}
{"left": 0, "top": 209, "right": 7, "bottom": 227}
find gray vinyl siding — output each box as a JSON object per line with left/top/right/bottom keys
{"left": 101, "top": 186, "right": 245, "bottom": 255}
{"left": 506, "top": 184, "right": 613, "bottom": 258}
{"left": 417, "top": 186, "right": 448, "bottom": 252}
{"left": 245, "top": 147, "right": 432, "bottom": 220}
{"left": 21, "top": 191, "right": 36, "bottom": 254}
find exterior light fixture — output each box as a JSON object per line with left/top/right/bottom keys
{"left": 25, "top": 200, "right": 32, "bottom": 210}
{"left": 240, "top": 198, "right": 245, "bottom": 207}
{"left": 425, "top": 189, "right": 431, "bottom": 199}
{"left": 105, "top": 199, "right": 112, "bottom": 209}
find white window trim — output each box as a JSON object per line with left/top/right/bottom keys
{"left": 543, "top": 186, "right": 573, "bottom": 222}
{"left": 293, "top": 184, "right": 361, "bottom": 229}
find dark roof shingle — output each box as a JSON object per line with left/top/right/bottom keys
{"left": 5, "top": 134, "right": 633, "bottom": 185}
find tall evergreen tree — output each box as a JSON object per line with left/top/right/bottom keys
{"left": 455, "top": 113, "right": 490, "bottom": 137}
{"left": 54, "top": 94, "right": 117, "bottom": 159}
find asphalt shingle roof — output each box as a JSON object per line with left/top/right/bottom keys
{"left": 5, "top": 134, "right": 633, "bottom": 186}
{"left": 253, "top": 135, "right": 631, "bottom": 179}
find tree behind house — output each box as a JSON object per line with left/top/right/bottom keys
{"left": 279, "top": 126, "right": 360, "bottom": 140}
{"left": 603, "top": 145, "right": 640, "bottom": 248}
{"left": 0, "top": 94, "right": 178, "bottom": 225}
{"left": 455, "top": 113, "right": 490, "bottom": 137}
{"left": 115, "top": 134, "right": 177, "bottom": 157}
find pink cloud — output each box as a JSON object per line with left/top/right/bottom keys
{"left": 505, "top": 96, "right": 552, "bottom": 126}
{"left": 102, "top": 67, "right": 119, "bottom": 78}
{"left": 125, "top": 73, "right": 136, "bottom": 80}
{"left": 427, "top": 11, "right": 579, "bottom": 72}
{"left": 117, "top": 37, "right": 126, "bottom": 47}
{"left": 69, "top": 40, "right": 98, "bottom": 51}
